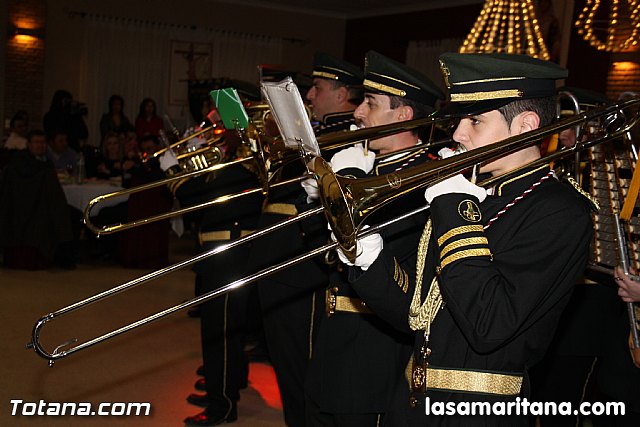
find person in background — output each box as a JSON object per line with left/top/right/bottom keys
{"left": 117, "top": 133, "right": 171, "bottom": 269}
{"left": 4, "top": 110, "right": 29, "bottom": 150}
{"left": 135, "top": 97, "right": 164, "bottom": 140}
{"left": 158, "top": 115, "right": 262, "bottom": 426}
{"left": 0, "top": 130, "right": 75, "bottom": 269}
{"left": 95, "top": 132, "right": 136, "bottom": 181}
{"left": 43, "top": 90, "right": 88, "bottom": 151}
{"left": 306, "top": 51, "right": 364, "bottom": 134}
{"left": 246, "top": 52, "right": 364, "bottom": 427}
{"left": 46, "top": 130, "right": 80, "bottom": 175}
{"left": 100, "top": 94, "right": 134, "bottom": 142}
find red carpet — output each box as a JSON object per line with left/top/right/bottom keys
{"left": 248, "top": 362, "right": 283, "bottom": 411}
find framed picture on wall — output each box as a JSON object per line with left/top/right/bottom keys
{"left": 169, "top": 40, "right": 212, "bottom": 106}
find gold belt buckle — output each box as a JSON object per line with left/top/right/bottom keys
{"left": 325, "top": 286, "right": 339, "bottom": 317}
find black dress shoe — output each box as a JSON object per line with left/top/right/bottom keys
{"left": 184, "top": 404, "right": 237, "bottom": 426}
{"left": 187, "top": 393, "right": 213, "bottom": 408}
{"left": 195, "top": 378, "right": 206, "bottom": 391}
{"left": 196, "top": 365, "right": 204, "bottom": 376}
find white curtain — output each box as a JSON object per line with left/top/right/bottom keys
{"left": 406, "top": 38, "right": 464, "bottom": 93}
{"left": 76, "top": 15, "right": 283, "bottom": 146}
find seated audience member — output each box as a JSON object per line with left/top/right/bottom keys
{"left": 4, "top": 110, "right": 29, "bottom": 150}
{"left": 96, "top": 132, "right": 136, "bottom": 181}
{"left": 120, "top": 131, "right": 142, "bottom": 187}
{"left": 118, "top": 134, "right": 172, "bottom": 268}
{"left": 0, "top": 130, "right": 75, "bottom": 269}
{"left": 135, "top": 98, "right": 164, "bottom": 140}
{"left": 43, "top": 90, "right": 88, "bottom": 151}
{"left": 46, "top": 130, "right": 80, "bottom": 174}
{"left": 100, "top": 94, "right": 134, "bottom": 142}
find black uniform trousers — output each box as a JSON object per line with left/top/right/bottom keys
{"left": 176, "top": 162, "right": 262, "bottom": 416}
{"left": 250, "top": 204, "right": 327, "bottom": 427}
{"left": 247, "top": 113, "right": 357, "bottom": 426}
{"left": 196, "top": 232, "right": 251, "bottom": 413}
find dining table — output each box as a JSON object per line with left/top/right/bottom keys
{"left": 62, "top": 179, "right": 129, "bottom": 216}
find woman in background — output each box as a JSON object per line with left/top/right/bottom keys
{"left": 135, "top": 98, "right": 164, "bottom": 140}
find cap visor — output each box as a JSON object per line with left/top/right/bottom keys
{"left": 436, "top": 98, "right": 512, "bottom": 117}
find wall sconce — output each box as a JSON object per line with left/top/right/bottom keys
{"left": 9, "top": 26, "right": 44, "bottom": 40}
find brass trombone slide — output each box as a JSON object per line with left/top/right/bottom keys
{"left": 27, "top": 98, "right": 640, "bottom": 364}
{"left": 27, "top": 205, "right": 424, "bottom": 365}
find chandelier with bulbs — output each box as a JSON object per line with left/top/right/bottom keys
{"left": 575, "top": 0, "right": 640, "bottom": 52}
{"left": 459, "top": 0, "right": 550, "bottom": 60}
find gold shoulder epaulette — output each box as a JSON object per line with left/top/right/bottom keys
{"left": 565, "top": 176, "right": 600, "bottom": 213}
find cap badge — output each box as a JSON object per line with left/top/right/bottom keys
{"left": 439, "top": 60, "right": 451, "bottom": 89}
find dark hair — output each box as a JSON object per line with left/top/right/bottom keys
{"left": 49, "top": 90, "right": 72, "bottom": 112}
{"left": 389, "top": 95, "right": 434, "bottom": 136}
{"left": 497, "top": 96, "right": 557, "bottom": 128}
{"left": 48, "top": 128, "right": 69, "bottom": 141}
{"left": 10, "top": 110, "right": 29, "bottom": 128}
{"left": 102, "top": 131, "right": 122, "bottom": 157}
{"left": 327, "top": 79, "right": 364, "bottom": 107}
{"left": 138, "top": 98, "right": 157, "bottom": 119}
{"left": 108, "top": 94, "right": 125, "bottom": 112}
{"left": 27, "top": 129, "right": 46, "bottom": 142}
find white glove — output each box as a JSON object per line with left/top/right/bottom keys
{"left": 301, "top": 177, "right": 319, "bottom": 203}
{"left": 331, "top": 226, "right": 383, "bottom": 271}
{"left": 438, "top": 147, "right": 456, "bottom": 159}
{"left": 159, "top": 149, "right": 179, "bottom": 172}
{"left": 424, "top": 174, "right": 487, "bottom": 204}
{"left": 330, "top": 144, "right": 375, "bottom": 174}
{"left": 186, "top": 136, "right": 207, "bottom": 150}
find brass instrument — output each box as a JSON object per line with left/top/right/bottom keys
{"left": 26, "top": 98, "right": 640, "bottom": 365}
{"left": 84, "top": 115, "right": 451, "bottom": 235}
{"left": 151, "top": 124, "right": 226, "bottom": 173}
{"left": 318, "top": 98, "right": 640, "bottom": 261}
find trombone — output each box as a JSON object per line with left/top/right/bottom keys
{"left": 27, "top": 97, "right": 640, "bottom": 364}
{"left": 84, "top": 115, "right": 452, "bottom": 235}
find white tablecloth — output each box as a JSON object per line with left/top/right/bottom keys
{"left": 62, "top": 182, "right": 128, "bottom": 215}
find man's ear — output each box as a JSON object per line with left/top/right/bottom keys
{"left": 395, "top": 105, "right": 414, "bottom": 121}
{"left": 336, "top": 86, "right": 349, "bottom": 104}
{"left": 513, "top": 111, "right": 540, "bottom": 134}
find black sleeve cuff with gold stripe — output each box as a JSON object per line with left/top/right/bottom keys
{"left": 430, "top": 193, "right": 492, "bottom": 273}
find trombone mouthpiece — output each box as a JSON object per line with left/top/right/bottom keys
{"left": 453, "top": 144, "right": 467, "bottom": 156}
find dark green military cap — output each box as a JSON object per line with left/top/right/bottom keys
{"left": 312, "top": 52, "right": 363, "bottom": 86}
{"left": 438, "top": 53, "right": 568, "bottom": 116}
{"left": 363, "top": 50, "right": 443, "bottom": 107}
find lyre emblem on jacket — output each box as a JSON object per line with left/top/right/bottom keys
{"left": 458, "top": 200, "right": 482, "bottom": 222}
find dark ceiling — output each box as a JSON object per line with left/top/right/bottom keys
{"left": 213, "top": 0, "right": 483, "bottom": 19}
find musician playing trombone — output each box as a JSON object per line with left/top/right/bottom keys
{"left": 303, "top": 51, "right": 444, "bottom": 426}
{"left": 334, "top": 53, "right": 595, "bottom": 426}
{"left": 248, "top": 53, "right": 365, "bottom": 427}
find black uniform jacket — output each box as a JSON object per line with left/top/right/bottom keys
{"left": 306, "top": 147, "right": 432, "bottom": 414}
{"left": 351, "top": 165, "right": 594, "bottom": 426}
{"left": 248, "top": 112, "right": 357, "bottom": 290}
{"left": 174, "top": 156, "right": 262, "bottom": 282}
